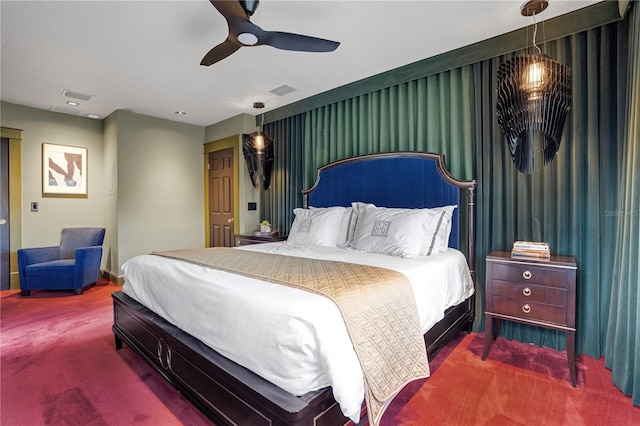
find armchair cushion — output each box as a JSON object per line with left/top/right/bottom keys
{"left": 24, "top": 259, "right": 75, "bottom": 277}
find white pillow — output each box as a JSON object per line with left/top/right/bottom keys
{"left": 286, "top": 207, "right": 346, "bottom": 247}
{"left": 350, "top": 202, "right": 457, "bottom": 256}
{"left": 310, "top": 206, "right": 356, "bottom": 247}
{"left": 350, "top": 204, "right": 428, "bottom": 258}
{"left": 420, "top": 205, "right": 457, "bottom": 255}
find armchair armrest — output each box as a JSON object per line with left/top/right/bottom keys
{"left": 74, "top": 246, "right": 104, "bottom": 287}
{"left": 17, "top": 246, "right": 60, "bottom": 267}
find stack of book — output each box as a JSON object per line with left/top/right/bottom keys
{"left": 511, "top": 241, "right": 550, "bottom": 260}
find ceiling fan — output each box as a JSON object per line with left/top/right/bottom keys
{"left": 200, "top": 0, "right": 340, "bottom": 66}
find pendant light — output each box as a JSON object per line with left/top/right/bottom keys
{"left": 242, "top": 102, "right": 274, "bottom": 190}
{"left": 496, "top": 0, "right": 572, "bottom": 174}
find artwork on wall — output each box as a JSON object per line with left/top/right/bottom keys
{"left": 42, "top": 142, "right": 88, "bottom": 198}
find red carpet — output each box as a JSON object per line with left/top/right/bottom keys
{"left": 2, "top": 283, "right": 639, "bottom": 425}
{"left": 1, "top": 284, "right": 211, "bottom": 426}
{"left": 383, "top": 334, "right": 640, "bottom": 425}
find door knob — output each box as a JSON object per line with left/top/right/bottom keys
{"left": 0, "top": 219, "right": 7, "bottom": 225}
{"left": 227, "top": 218, "right": 234, "bottom": 223}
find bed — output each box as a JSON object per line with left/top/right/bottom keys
{"left": 112, "top": 151, "right": 476, "bottom": 426}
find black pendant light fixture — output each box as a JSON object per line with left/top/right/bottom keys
{"left": 496, "top": 0, "right": 572, "bottom": 174}
{"left": 243, "top": 102, "right": 274, "bottom": 190}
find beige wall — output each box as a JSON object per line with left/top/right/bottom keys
{"left": 1, "top": 102, "right": 106, "bottom": 252}
{"left": 114, "top": 110, "right": 205, "bottom": 269}
{"left": 102, "top": 112, "right": 119, "bottom": 275}
{"left": 204, "top": 113, "right": 256, "bottom": 142}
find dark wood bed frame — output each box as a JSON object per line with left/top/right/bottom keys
{"left": 112, "top": 152, "right": 476, "bottom": 426}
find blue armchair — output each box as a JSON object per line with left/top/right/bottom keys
{"left": 18, "top": 227, "right": 106, "bottom": 296}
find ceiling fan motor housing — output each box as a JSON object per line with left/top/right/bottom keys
{"left": 239, "top": 0, "right": 260, "bottom": 17}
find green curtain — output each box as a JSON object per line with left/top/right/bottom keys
{"left": 605, "top": 3, "right": 640, "bottom": 406}
{"left": 262, "top": 114, "right": 305, "bottom": 236}
{"left": 302, "top": 67, "right": 475, "bottom": 189}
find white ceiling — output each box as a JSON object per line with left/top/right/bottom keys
{"left": 1, "top": 0, "right": 602, "bottom": 127}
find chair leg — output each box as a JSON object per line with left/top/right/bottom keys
{"left": 21, "top": 290, "right": 31, "bottom": 297}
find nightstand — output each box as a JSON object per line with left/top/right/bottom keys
{"left": 234, "top": 231, "right": 286, "bottom": 247}
{"left": 482, "top": 251, "right": 577, "bottom": 386}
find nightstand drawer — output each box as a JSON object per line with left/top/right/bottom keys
{"left": 492, "top": 263, "right": 567, "bottom": 288}
{"left": 492, "top": 280, "right": 566, "bottom": 306}
{"left": 493, "top": 296, "right": 567, "bottom": 325}
{"left": 234, "top": 232, "right": 285, "bottom": 247}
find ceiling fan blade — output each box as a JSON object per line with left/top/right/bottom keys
{"left": 261, "top": 31, "right": 340, "bottom": 53}
{"left": 201, "top": 38, "right": 241, "bottom": 66}
{"left": 210, "top": 0, "right": 249, "bottom": 22}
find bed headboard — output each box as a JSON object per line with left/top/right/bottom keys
{"left": 302, "top": 152, "right": 476, "bottom": 273}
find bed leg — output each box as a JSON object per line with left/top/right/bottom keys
{"left": 115, "top": 335, "right": 123, "bottom": 350}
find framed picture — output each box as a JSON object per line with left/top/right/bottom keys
{"left": 42, "top": 143, "right": 88, "bottom": 198}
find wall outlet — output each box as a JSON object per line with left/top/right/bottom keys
{"left": 248, "top": 202, "right": 257, "bottom": 211}
{"left": 30, "top": 202, "right": 38, "bottom": 212}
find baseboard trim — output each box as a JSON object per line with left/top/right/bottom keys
{"left": 102, "top": 270, "right": 124, "bottom": 286}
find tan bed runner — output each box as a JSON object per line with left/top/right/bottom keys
{"left": 154, "top": 247, "right": 429, "bottom": 425}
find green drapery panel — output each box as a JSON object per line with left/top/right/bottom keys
{"left": 605, "top": 3, "right": 640, "bottom": 406}
{"left": 261, "top": 114, "right": 305, "bottom": 236}
{"left": 302, "top": 67, "right": 475, "bottom": 189}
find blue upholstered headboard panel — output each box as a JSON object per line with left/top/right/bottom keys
{"left": 303, "top": 152, "right": 475, "bottom": 251}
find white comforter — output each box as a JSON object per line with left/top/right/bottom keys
{"left": 121, "top": 243, "right": 474, "bottom": 422}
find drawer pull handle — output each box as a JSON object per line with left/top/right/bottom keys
{"left": 523, "top": 270, "right": 532, "bottom": 280}
{"left": 522, "top": 287, "right": 532, "bottom": 296}
{"left": 158, "top": 339, "right": 170, "bottom": 370}
{"left": 522, "top": 304, "right": 531, "bottom": 314}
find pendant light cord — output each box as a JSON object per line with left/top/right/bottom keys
{"left": 532, "top": 12, "right": 542, "bottom": 54}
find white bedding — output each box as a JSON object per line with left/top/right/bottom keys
{"left": 121, "top": 242, "right": 474, "bottom": 422}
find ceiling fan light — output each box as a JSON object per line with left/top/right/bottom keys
{"left": 238, "top": 32, "right": 259, "bottom": 46}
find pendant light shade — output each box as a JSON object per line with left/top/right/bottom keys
{"left": 242, "top": 132, "right": 274, "bottom": 190}
{"left": 497, "top": 53, "right": 572, "bottom": 174}
{"left": 496, "top": 0, "right": 572, "bottom": 174}
{"left": 242, "top": 102, "right": 274, "bottom": 190}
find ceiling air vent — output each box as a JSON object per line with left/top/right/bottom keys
{"left": 50, "top": 105, "right": 81, "bottom": 115}
{"left": 270, "top": 85, "right": 297, "bottom": 96}
{"left": 62, "top": 89, "right": 93, "bottom": 101}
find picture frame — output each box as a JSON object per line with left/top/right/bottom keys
{"left": 42, "top": 142, "right": 88, "bottom": 198}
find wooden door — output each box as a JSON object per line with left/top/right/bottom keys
{"left": 0, "top": 138, "right": 9, "bottom": 289}
{"left": 208, "top": 148, "right": 234, "bottom": 247}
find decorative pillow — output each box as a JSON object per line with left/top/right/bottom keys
{"left": 349, "top": 202, "right": 457, "bottom": 256}
{"left": 310, "top": 206, "right": 356, "bottom": 247}
{"left": 420, "top": 205, "right": 457, "bottom": 255}
{"left": 286, "top": 207, "right": 346, "bottom": 247}
{"left": 350, "top": 205, "right": 428, "bottom": 258}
